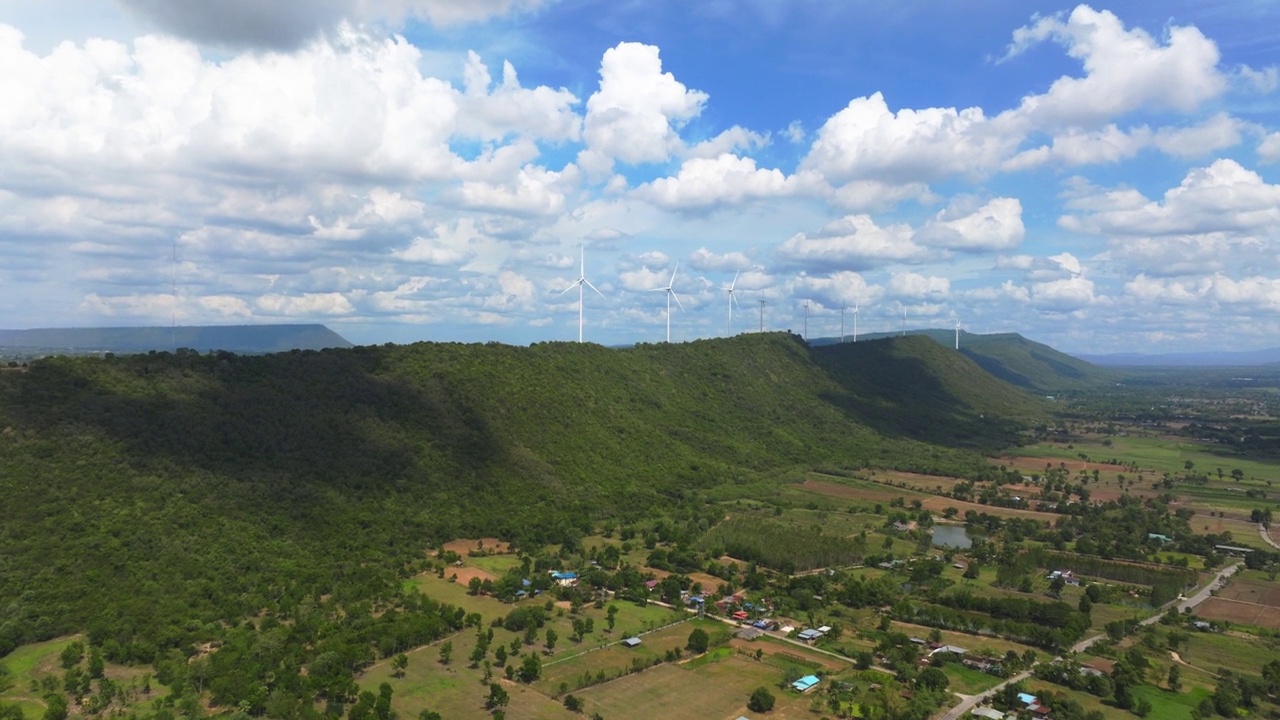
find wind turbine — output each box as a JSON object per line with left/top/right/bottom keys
{"left": 723, "top": 271, "right": 740, "bottom": 336}
{"left": 954, "top": 318, "right": 962, "bottom": 350}
{"left": 803, "top": 301, "right": 809, "bottom": 341}
{"left": 649, "top": 262, "right": 684, "bottom": 343}
{"left": 559, "top": 244, "right": 605, "bottom": 343}
{"left": 852, "top": 301, "right": 859, "bottom": 342}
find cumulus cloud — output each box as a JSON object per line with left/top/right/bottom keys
{"left": 1061, "top": 159, "right": 1280, "bottom": 237}
{"left": 1004, "top": 5, "right": 1226, "bottom": 128}
{"left": 915, "top": 197, "right": 1025, "bottom": 252}
{"left": 635, "top": 154, "right": 793, "bottom": 210}
{"left": 1125, "top": 273, "right": 1280, "bottom": 310}
{"left": 1259, "top": 132, "right": 1280, "bottom": 164}
{"left": 777, "top": 214, "right": 925, "bottom": 269}
{"left": 579, "top": 42, "right": 707, "bottom": 173}
{"left": 1030, "top": 275, "right": 1096, "bottom": 311}
{"left": 802, "top": 92, "right": 1015, "bottom": 183}
{"left": 887, "top": 272, "right": 949, "bottom": 299}
{"left": 688, "top": 247, "right": 753, "bottom": 273}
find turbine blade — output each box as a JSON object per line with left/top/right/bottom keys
{"left": 559, "top": 281, "right": 579, "bottom": 295}
{"left": 671, "top": 291, "right": 684, "bottom": 311}
{"left": 731, "top": 292, "right": 739, "bottom": 308}
{"left": 730, "top": 270, "right": 739, "bottom": 291}
{"left": 584, "top": 278, "right": 605, "bottom": 298}
{"left": 669, "top": 262, "right": 679, "bottom": 287}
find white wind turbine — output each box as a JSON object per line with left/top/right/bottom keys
{"left": 649, "top": 262, "right": 684, "bottom": 343}
{"left": 955, "top": 318, "right": 962, "bottom": 350}
{"left": 559, "top": 244, "right": 605, "bottom": 343}
{"left": 852, "top": 301, "right": 860, "bottom": 342}
{"left": 723, "top": 271, "right": 740, "bottom": 336}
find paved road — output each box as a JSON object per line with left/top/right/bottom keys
{"left": 939, "top": 561, "right": 1242, "bottom": 720}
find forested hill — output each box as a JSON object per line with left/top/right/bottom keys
{"left": 0, "top": 333, "right": 1041, "bottom": 660}
{"left": 817, "top": 330, "right": 1110, "bottom": 393}
{"left": 0, "top": 323, "right": 352, "bottom": 355}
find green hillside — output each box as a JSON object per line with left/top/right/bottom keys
{"left": 0, "top": 333, "right": 1033, "bottom": 662}
{"left": 817, "top": 330, "right": 1110, "bottom": 393}
{"left": 813, "top": 335, "right": 1047, "bottom": 447}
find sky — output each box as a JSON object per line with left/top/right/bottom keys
{"left": 1, "top": 1, "right": 1279, "bottom": 352}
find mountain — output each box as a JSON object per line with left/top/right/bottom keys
{"left": 0, "top": 332, "right": 1041, "bottom": 657}
{"left": 813, "top": 329, "right": 1111, "bottom": 393}
{"left": 0, "top": 324, "right": 352, "bottom": 355}
{"left": 1077, "top": 347, "right": 1280, "bottom": 367}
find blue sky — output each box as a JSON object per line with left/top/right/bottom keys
{"left": 1, "top": 1, "right": 1278, "bottom": 352}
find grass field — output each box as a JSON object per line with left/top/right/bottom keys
{"left": 1181, "top": 630, "right": 1280, "bottom": 677}
{"left": 0, "top": 635, "right": 166, "bottom": 720}
{"left": 576, "top": 655, "right": 814, "bottom": 720}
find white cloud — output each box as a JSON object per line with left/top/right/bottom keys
{"left": 256, "top": 292, "right": 355, "bottom": 316}
{"left": 1031, "top": 276, "right": 1095, "bottom": 311}
{"left": 688, "top": 247, "right": 753, "bottom": 273}
{"left": 802, "top": 92, "right": 1014, "bottom": 183}
{"left": 887, "top": 271, "right": 949, "bottom": 299}
{"left": 777, "top": 214, "right": 925, "bottom": 269}
{"left": 1004, "top": 124, "right": 1148, "bottom": 170}
{"left": 1004, "top": 5, "right": 1226, "bottom": 128}
{"left": 457, "top": 52, "right": 580, "bottom": 142}
{"left": 1259, "top": 132, "right": 1280, "bottom": 164}
{"left": 915, "top": 197, "right": 1024, "bottom": 252}
{"left": 580, "top": 42, "right": 707, "bottom": 170}
{"left": 1152, "top": 113, "right": 1244, "bottom": 158}
{"left": 635, "top": 154, "right": 793, "bottom": 210}
{"left": 782, "top": 121, "right": 805, "bottom": 144}
{"left": 1061, "top": 159, "right": 1280, "bottom": 237}
{"left": 685, "top": 126, "right": 768, "bottom": 159}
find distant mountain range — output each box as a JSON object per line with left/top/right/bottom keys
{"left": 1076, "top": 348, "right": 1280, "bottom": 367}
{"left": 0, "top": 324, "right": 352, "bottom": 354}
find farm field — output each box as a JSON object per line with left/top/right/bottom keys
{"left": 797, "top": 475, "right": 1060, "bottom": 522}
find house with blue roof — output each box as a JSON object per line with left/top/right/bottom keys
{"left": 791, "top": 675, "right": 820, "bottom": 693}
{"left": 549, "top": 571, "right": 578, "bottom": 587}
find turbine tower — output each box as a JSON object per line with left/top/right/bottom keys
{"left": 559, "top": 244, "right": 605, "bottom": 343}
{"left": 648, "top": 262, "right": 684, "bottom": 343}
{"left": 803, "top": 301, "right": 809, "bottom": 341}
{"left": 955, "top": 318, "right": 962, "bottom": 350}
{"left": 723, "top": 271, "right": 740, "bottom": 336}
{"left": 853, "top": 301, "right": 859, "bottom": 342}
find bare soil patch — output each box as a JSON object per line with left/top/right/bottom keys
{"left": 442, "top": 538, "right": 510, "bottom": 555}
{"left": 445, "top": 565, "right": 497, "bottom": 586}
{"left": 1197, "top": 598, "right": 1280, "bottom": 629}
{"left": 1217, "top": 578, "right": 1280, "bottom": 608}
{"left": 997, "top": 455, "right": 1128, "bottom": 474}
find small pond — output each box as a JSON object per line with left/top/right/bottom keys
{"left": 930, "top": 524, "right": 973, "bottom": 549}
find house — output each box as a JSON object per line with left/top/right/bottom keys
{"left": 1046, "top": 569, "right": 1080, "bottom": 586}
{"left": 735, "top": 627, "right": 763, "bottom": 640}
{"left": 909, "top": 637, "right": 928, "bottom": 645}
{"left": 791, "top": 675, "right": 820, "bottom": 693}
{"left": 1193, "top": 621, "right": 1213, "bottom": 631}
{"left": 644, "top": 579, "right": 659, "bottom": 590}
{"left": 688, "top": 596, "right": 705, "bottom": 606}
{"left": 550, "top": 571, "right": 578, "bottom": 587}
{"left": 1017, "top": 693, "right": 1039, "bottom": 707}
{"left": 929, "top": 645, "right": 967, "bottom": 658}
{"left": 797, "top": 629, "right": 823, "bottom": 642}
{"left": 1147, "top": 533, "right": 1173, "bottom": 543}
{"left": 817, "top": 625, "right": 832, "bottom": 634}
{"left": 732, "top": 610, "right": 750, "bottom": 621}
{"left": 514, "top": 590, "right": 527, "bottom": 599}
{"left": 621, "top": 637, "right": 642, "bottom": 648}
{"left": 971, "top": 709, "right": 1004, "bottom": 720}
{"left": 1215, "top": 544, "right": 1254, "bottom": 556}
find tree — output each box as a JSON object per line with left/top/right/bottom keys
{"left": 392, "top": 653, "right": 409, "bottom": 678}
{"left": 1167, "top": 665, "right": 1181, "bottom": 692}
{"left": 485, "top": 682, "right": 509, "bottom": 710}
{"left": 686, "top": 629, "right": 710, "bottom": 655}
{"left": 418, "top": 712, "right": 442, "bottom": 720}
{"left": 375, "top": 682, "right": 394, "bottom": 720}
{"left": 438, "top": 642, "right": 453, "bottom": 665}
{"left": 747, "top": 687, "right": 775, "bottom": 713}
{"left": 87, "top": 648, "right": 104, "bottom": 680}
{"left": 518, "top": 653, "right": 541, "bottom": 683}
{"left": 564, "top": 694, "right": 584, "bottom": 713}
{"left": 606, "top": 605, "right": 618, "bottom": 632}
{"left": 917, "top": 667, "right": 949, "bottom": 692}
{"left": 545, "top": 628, "right": 558, "bottom": 652}
{"left": 42, "top": 694, "right": 68, "bottom": 720}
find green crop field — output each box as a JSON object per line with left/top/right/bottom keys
{"left": 1181, "top": 631, "right": 1280, "bottom": 678}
